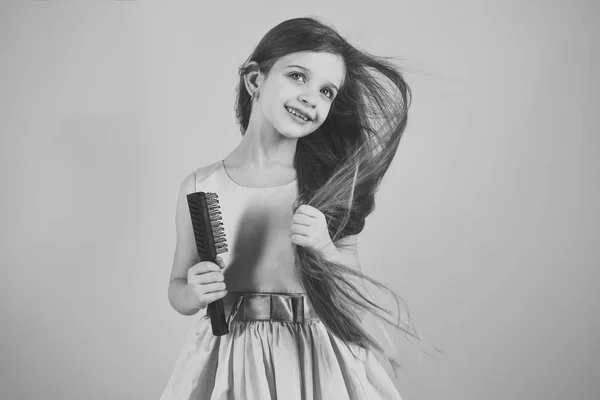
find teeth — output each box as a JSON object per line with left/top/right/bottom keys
{"left": 286, "top": 106, "right": 309, "bottom": 121}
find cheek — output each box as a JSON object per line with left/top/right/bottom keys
{"left": 316, "top": 104, "right": 333, "bottom": 124}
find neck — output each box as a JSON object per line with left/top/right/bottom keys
{"left": 228, "top": 110, "right": 297, "bottom": 169}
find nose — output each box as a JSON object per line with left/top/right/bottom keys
{"left": 298, "top": 92, "right": 317, "bottom": 108}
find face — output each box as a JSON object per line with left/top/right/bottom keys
{"left": 251, "top": 51, "right": 346, "bottom": 139}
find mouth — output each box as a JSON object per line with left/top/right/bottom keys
{"left": 285, "top": 106, "right": 312, "bottom": 122}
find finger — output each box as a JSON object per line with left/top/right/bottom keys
{"left": 192, "top": 261, "right": 221, "bottom": 274}
{"left": 290, "top": 234, "right": 310, "bottom": 247}
{"left": 205, "top": 290, "right": 228, "bottom": 303}
{"left": 290, "top": 224, "right": 311, "bottom": 237}
{"left": 292, "top": 213, "right": 313, "bottom": 226}
{"left": 297, "top": 206, "right": 327, "bottom": 224}
{"left": 192, "top": 271, "right": 224, "bottom": 284}
{"left": 215, "top": 257, "right": 226, "bottom": 269}
{"left": 296, "top": 204, "right": 319, "bottom": 217}
{"left": 201, "top": 281, "right": 227, "bottom": 294}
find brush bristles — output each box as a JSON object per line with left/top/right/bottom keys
{"left": 205, "top": 192, "right": 228, "bottom": 254}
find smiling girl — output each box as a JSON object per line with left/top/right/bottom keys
{"left": 161, "top": 16, "right": 420, "bottom": 400}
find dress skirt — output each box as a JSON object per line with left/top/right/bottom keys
{"left": 160, "top": 292, "right": 402, "bottom": 400}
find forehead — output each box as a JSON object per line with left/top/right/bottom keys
{"left": 273, "top": 52, "right": 345, "bottom": 87}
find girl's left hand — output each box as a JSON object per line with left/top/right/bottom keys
{"left": 290, "top": 204, "right": 336, "bottom": 254}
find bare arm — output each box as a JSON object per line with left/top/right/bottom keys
{"left": 323, "top": 234, "right": 361, "bottom": 274}
{"left": 167, "top": 172, "right": 202, "bottom": 316}
{"left": 321, "top": 235, "right": 369, "bottom": 321}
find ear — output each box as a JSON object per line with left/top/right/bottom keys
{"left": 243, "top": 61, "right": 263, "bottom": 97}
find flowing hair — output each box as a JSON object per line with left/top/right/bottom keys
{"left": 234, "top": 17, "right": 433, "bottom": 374}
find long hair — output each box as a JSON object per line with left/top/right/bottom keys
{"left": 234, "top": 17, "right": 429, "bottom": 374}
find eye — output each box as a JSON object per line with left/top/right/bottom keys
{"left": 289, "top": 72, "right": 305, "bottom": 82}
{"left": 322, "top": 88, "right": 334, "bottom": 99}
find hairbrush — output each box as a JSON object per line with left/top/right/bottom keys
{"left": 186, "top": 191, "right": 229, "bottom": 336}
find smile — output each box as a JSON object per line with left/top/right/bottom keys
{"left": 285, "top": 106, "right": 311, "bottom": 122}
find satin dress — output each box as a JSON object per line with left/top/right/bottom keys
{"left": 160, "top": 160, "right": 402, "bottom": 400}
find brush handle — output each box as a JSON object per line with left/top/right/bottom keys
{"left": 201, "top": 256, "right": 228, "bottom": 336}
{"left": 207, "top": 297, "right": 228, "bottom": 336}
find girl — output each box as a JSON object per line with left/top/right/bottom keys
{"left": 161, "top": 16, "right": 423, "bottom": 400}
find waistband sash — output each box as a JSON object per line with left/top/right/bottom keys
{"left": 207, "top": 292, "right": 320, "bottom": 324}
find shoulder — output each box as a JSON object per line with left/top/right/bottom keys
{"left": 193, "top": 160, "right": 222, "bottom": 187}
{"left": 178, "top": 160, "right": 221, "bottom": 195}
{"left": 178, "top": 171, "right": 196, "bottom": 196}
{"left": 195, "top": 160, "right": 220, "bottom": 176}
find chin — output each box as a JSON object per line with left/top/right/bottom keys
{"left": 284, "top": 129, "right": 317, "bottom": 140}
{"left": 278, "top": 131, "right": 306, "bottom": 140}
{"left": 278, "top": 124, "right": 318, "bottom": 139}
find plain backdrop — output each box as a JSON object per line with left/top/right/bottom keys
{"left": 1, "top": 1, "right": 598, "bottom": 399}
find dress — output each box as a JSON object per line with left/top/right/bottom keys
{"left": 160, "top": 160, "right": 402, "bottom": 400}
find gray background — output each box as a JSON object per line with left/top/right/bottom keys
{"left": 1, "top": 1, "right": 598, "bottom": 399}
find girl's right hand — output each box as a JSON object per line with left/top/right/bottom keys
{"left": 186, "top": 256, "right": 227, "bottom": 310}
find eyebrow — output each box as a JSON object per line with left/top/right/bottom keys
{"left": 285, "top": 64, "right": 340, "bottom": 92}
